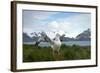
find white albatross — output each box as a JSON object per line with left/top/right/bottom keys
{"left": 40, "top": 32, "right": 62, "bottom": 54}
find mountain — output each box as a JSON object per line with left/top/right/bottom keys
{"left": 23, "top": 33, "right": 33, "bottom": 42}
{"left": 76, "top": 29, "right": 91, "bottom": 41}
{"left": 60, "top": 37, "right": 75, "bottom": 41}
{"left": 23, "top": 29, "right": 91, "bottom": 43}
{"left": 32, "top": 36, "right": 39, "bottom": 41}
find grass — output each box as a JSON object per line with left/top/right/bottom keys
{"left": 23, "top": 44, "right": 91, "bottom": 62}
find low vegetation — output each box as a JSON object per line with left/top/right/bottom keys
{"left": 23, "top": 44, "right": 91, "bottom": 62}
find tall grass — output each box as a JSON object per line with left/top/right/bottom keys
{"left": 23, "top": 44, "right": 91, "bottom": 62}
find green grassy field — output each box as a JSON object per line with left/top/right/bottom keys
{"left": 23, "top": 44, "right": 91, "bottom": 62}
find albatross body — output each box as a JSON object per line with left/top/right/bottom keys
{"left": 41, "top": 32, "right": 61, "bottom": 54}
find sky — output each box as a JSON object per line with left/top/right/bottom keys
{"left": 22, "top": 10, "right": 91, "bottom": 38}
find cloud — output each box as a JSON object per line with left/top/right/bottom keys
{"left": 57, "top": 13, "right": 91, "bottom": 29}
{"left": 55, "top": 13, "right": 91, "bottom": 37}
{"left": 48, "top": 21, "right": 59, "bottom": 30}
{"left": 23, "top": 10, "right": 59, "bottom": 30}
{"left": 23, "top": 10, "right": 91, "bottom": 38}
{"left": 32, "top": 11, "right": 58, "bottom": 20}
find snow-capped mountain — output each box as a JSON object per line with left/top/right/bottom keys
{"left": 76, "top": 29, "right": 91, "bottom": 40}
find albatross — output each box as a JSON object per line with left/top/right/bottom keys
{"left": 40, "top": 32, "right": 62, "bottom": 54}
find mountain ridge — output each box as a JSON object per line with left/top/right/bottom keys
{"left": 23, "top": 28, "right": 91, "bottom": 42}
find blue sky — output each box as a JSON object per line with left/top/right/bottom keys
{"left": 23, "top": 10, "right": 91, "bottom": 38}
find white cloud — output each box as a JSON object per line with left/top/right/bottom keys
{"left": 54, "top": 13, "right": 91, "bottom": 37}
{"left": 32, "top": 11, "right": 58, "bottom": 20}
{"left": 59, "top": 21, "right": 71, "bottom": 31}
{"left": 48, "top": 21, "right": 59, "bottom": 31}
{"left": 23, "top": 10, "right": 90, "bottom": 38}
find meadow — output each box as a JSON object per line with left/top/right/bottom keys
{"left": 23, "top": 44, "right": 91, "bottom": 62}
